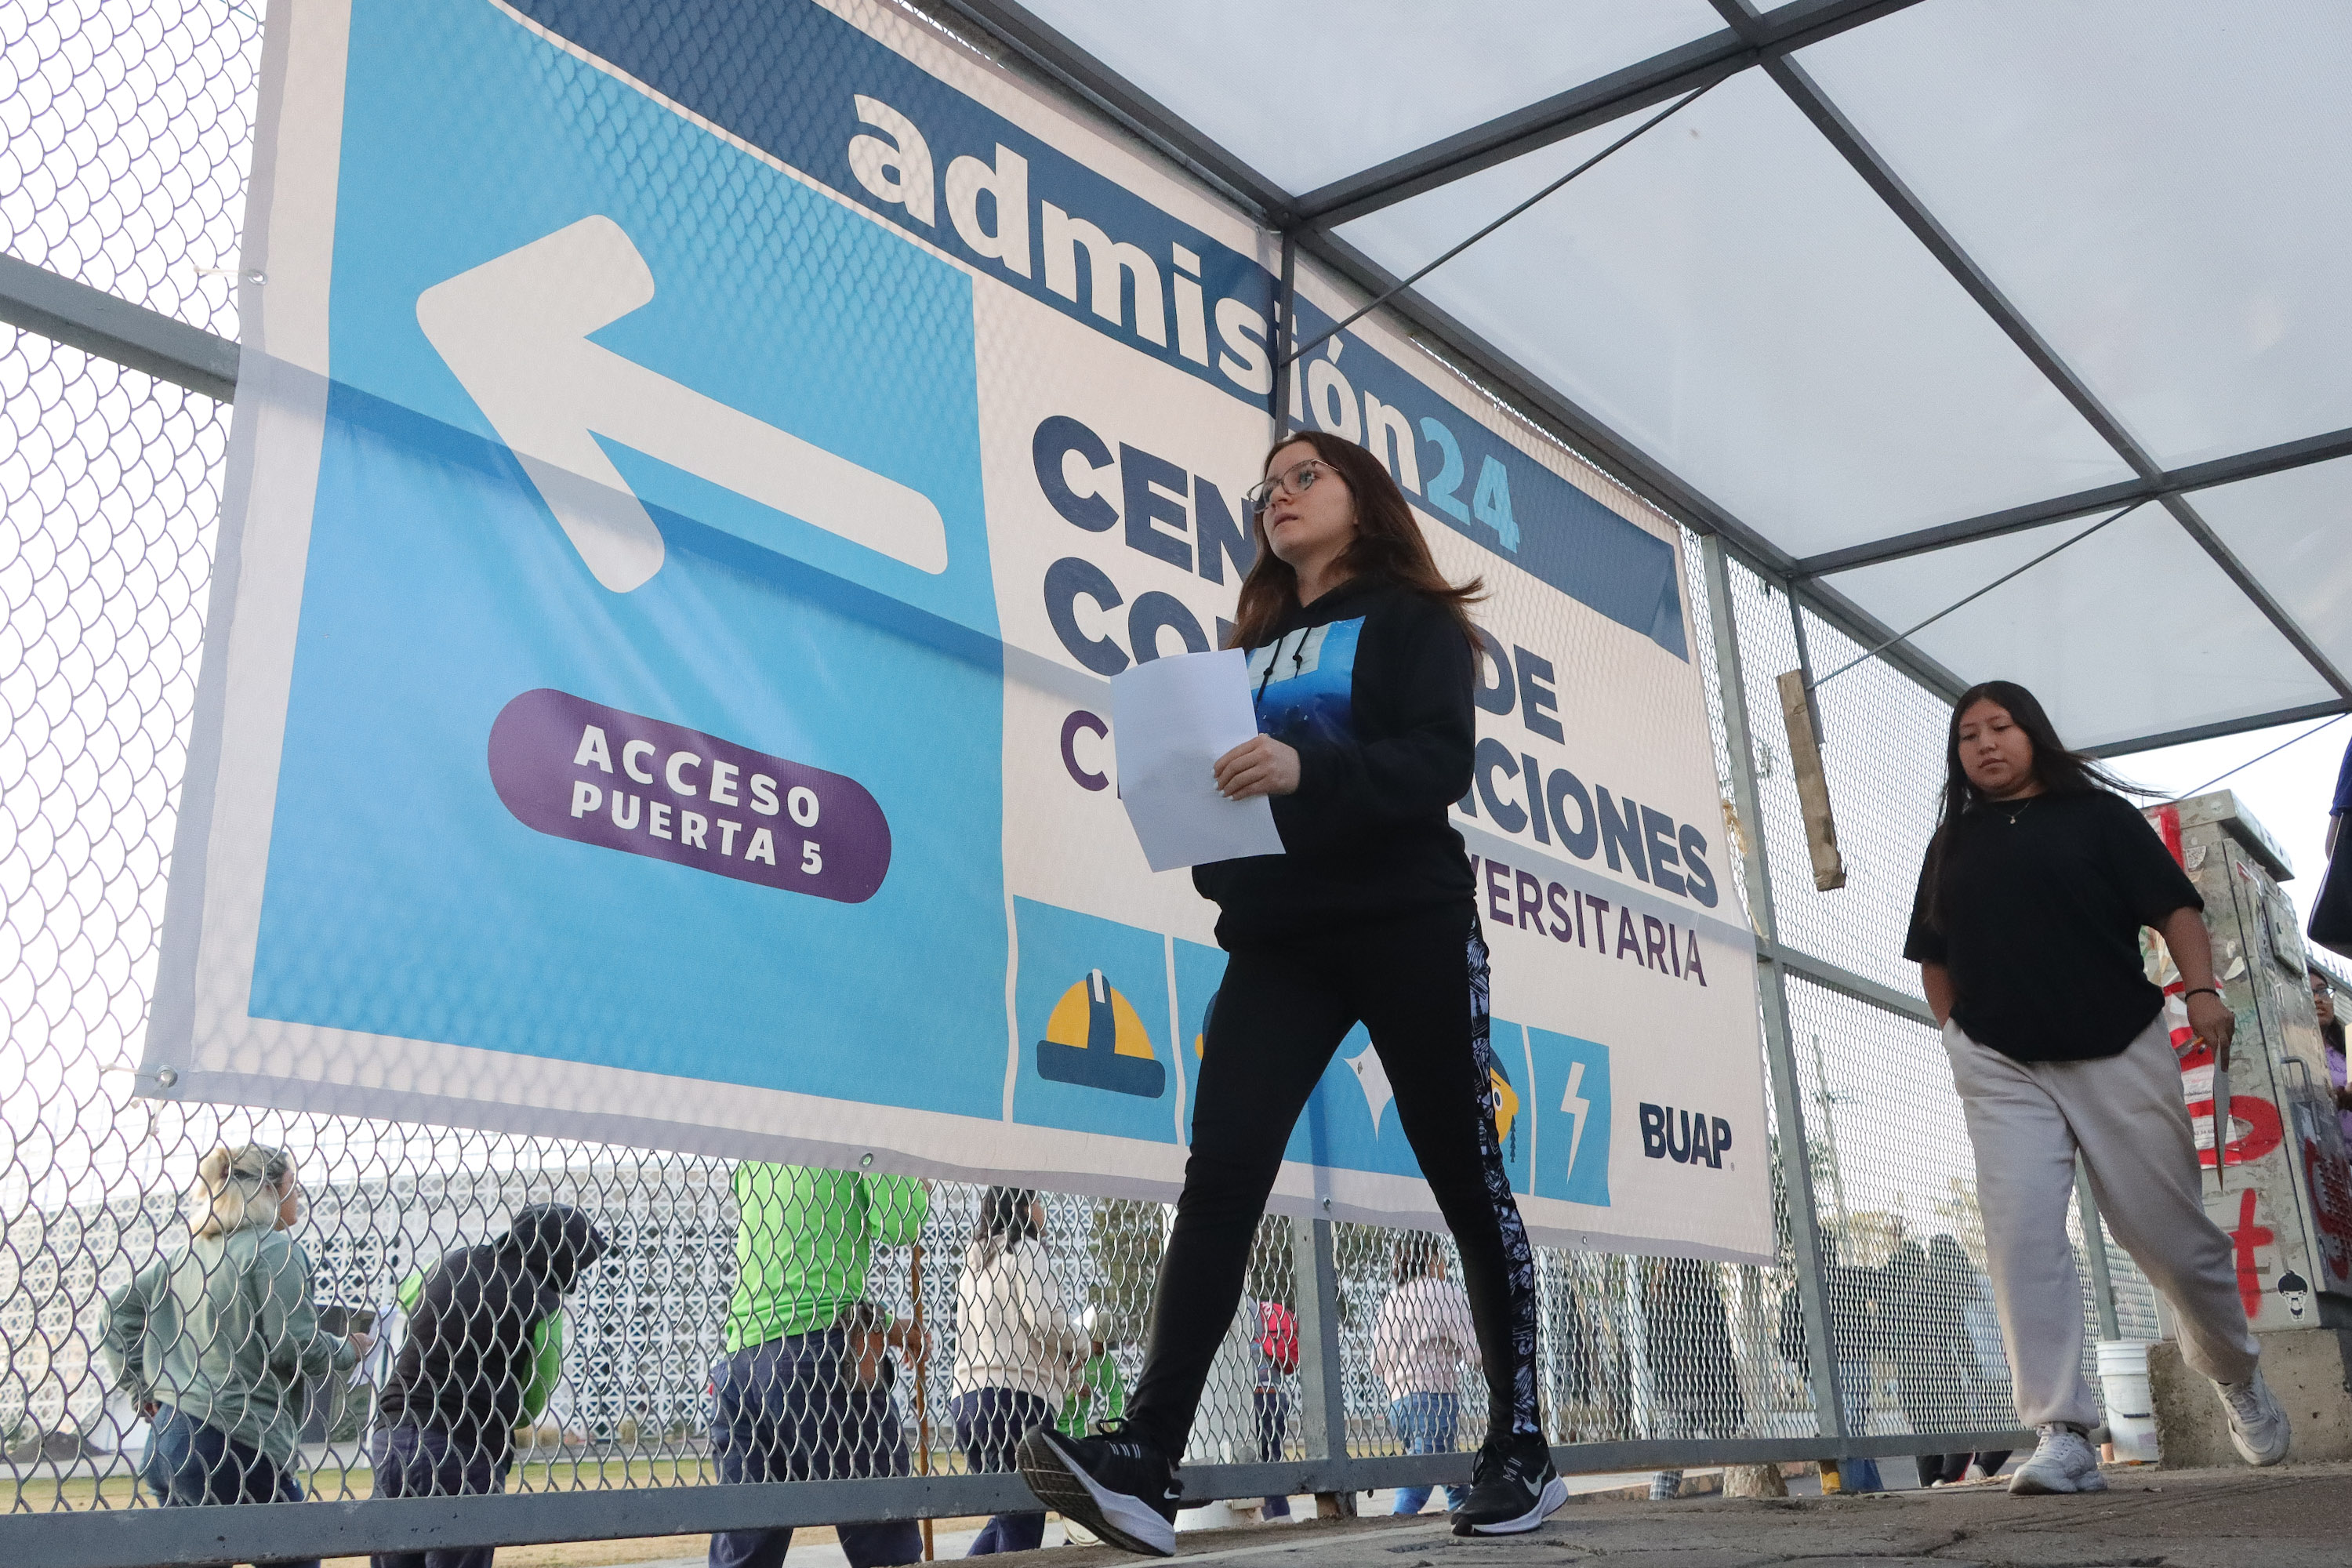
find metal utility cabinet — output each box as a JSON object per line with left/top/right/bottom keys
{"left": 2140, "top": 790, "right": 2352, "bottom": 1465}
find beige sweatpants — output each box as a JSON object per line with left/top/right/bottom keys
{"left": 1944, "top": 1011, "right": 2259, "bottom": 1428}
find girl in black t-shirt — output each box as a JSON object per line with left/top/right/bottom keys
{"left": 1905, "top": 681, "right": 2286, "bottom": 1492}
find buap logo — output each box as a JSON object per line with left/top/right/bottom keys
{"left": 1639, "top": 1104, "right": 1733, "bottom": 1170}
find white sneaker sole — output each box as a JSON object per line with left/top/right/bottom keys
{"left": 2007, "top": 1465, "right": 2107, "bottom": 1495}
{"left": 2217, "top": 1381, "right": 2292, "bottom": 1466}
{"left": 1016, "top": 1429, "right": 1176, "bottom": 1558}
{"left": 2229, "top": 1424, "right": 2292, "bottom": 1466}
{"left": 1460, "top": 1474, "right": 1570, "bottom": 1534}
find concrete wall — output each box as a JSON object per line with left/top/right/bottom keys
{"left": 2151, "top": 1327, "right": 2352, "bottom": 1467}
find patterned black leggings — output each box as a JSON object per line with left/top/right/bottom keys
{"left": 1124, "top": 903, "right": 1541, "bottom": 1456}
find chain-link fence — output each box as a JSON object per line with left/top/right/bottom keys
{"left": 0, "top": 0, "right": 2163, "bottom": 1558}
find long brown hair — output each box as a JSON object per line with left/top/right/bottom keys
{"left": 1918, "top": 680, "right": 2139, "bottom": 931}
{"left": 1226, "top": 429, "right": 1482, "bottom": 651}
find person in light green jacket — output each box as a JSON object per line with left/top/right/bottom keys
{"left": 101, "top": 1144, "right": 368, "bottom": 1568}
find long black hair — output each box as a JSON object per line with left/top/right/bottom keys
{"left": 504, "top": 1203, "right": 610, "bottom": 1294}
{"left": 973, "top": 1185, "right": 1042, "bottom": 1261}
{"left": 1918, "top": 680, "right": 2139, "bottom": 931}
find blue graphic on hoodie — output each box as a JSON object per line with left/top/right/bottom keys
{"left": 1247, "top": 618, "right": 1364, "bottom": 750}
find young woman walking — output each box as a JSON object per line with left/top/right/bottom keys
{"left": 1018, "top": 431, "right": 1556, "bottom": 1555}
{"left": 1905, "top": 681, "right": 2288, "bottom": 1494}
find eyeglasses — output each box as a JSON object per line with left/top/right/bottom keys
{"left": 1243, "top": 457, "right": 1332, "bottom": 515}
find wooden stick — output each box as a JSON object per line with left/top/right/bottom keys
{"left": 1778, "top": 669, "right": 1847, "bottom": 891}
{"left": 913, "top": 1238, "right": 934, "bottom": 1562}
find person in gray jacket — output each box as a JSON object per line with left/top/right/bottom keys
{"left": 102, "top": 1143, "right": 368, "bottom": 1568}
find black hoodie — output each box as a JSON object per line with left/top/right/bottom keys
{"left": 377, "top": 1203, "right": 609, "bottom": 1463}
{"left": 1192, "top": 577, "right": 1476, "bottom": 946}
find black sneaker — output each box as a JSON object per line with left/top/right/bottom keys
{"left": 1451, "top": 1431, "right": 1567, "bottom": 1536}
{"left": 1016, "top": 1421, "right": 1181, "bottom": 1557}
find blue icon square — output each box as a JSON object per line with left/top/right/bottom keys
{"left": 1526, "top": 1027, "right": 1612, "bottom": 1207}
{"left": 1012, "top": 899, "right": 1178, "bottom": 1145}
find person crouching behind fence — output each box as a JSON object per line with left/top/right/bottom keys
{"left": 101, "top": 1144, "right": 371, "bottom": 1568}
{"left": 952, "top": 1187, "right": 1083, "bottom": 1555}
{"left": 710, "top": 1161, "right": 929, "bottom": 1568}
{"left": 368, "top": 1203, "right": 608, "bottom": 1568}
{"left": 1904, "top": 680, "right": 2288, "bottom": 1494}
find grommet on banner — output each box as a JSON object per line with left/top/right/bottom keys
{"left": 859, "top": 1152, "right": 874, "bottom": 1169}
{"left": 155, "top": 1067, "right": 178, "bottom": 1089}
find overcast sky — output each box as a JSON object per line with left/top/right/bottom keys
{"left": 2109, "top": 713, "right": 2348, "bottom": 943}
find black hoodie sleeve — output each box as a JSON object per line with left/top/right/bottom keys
{"left": 1270, "top": 594, "right": 1474, "bottom": 855}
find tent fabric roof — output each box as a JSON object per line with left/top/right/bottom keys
{"left": 942, "top": 0, "right": 2352, "bottom": 754}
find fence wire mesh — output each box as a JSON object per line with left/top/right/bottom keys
{"left": 0, "top": 0, "right": 2185, "bottom": 1542}
{"left": 1711, "top": 551, "right": 2162, "bottom": 1432}
{"left": 1, "top": 0, "right": 263, "bottom": 338}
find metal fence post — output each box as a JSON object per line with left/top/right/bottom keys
{"left": 1700, "top": 536, "right": 1849, "bottom": 1457}
{"left": 2075, "top": 1160, "right": 2122, "bottom": 1341}
{"left": 1269, "top": 230, "right": 1298, "bottom": 434}
{"left": 1291, "top": 1213, "right": 1357, "bottom": 1512}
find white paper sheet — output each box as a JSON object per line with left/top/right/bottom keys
{"left": 1109, "top": 648, "right": 1286, "bottom": 873}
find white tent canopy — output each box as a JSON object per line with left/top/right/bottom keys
{"left": 941, "top": 0, "right": 2352, "bottom": 753}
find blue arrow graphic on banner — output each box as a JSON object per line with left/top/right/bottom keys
{"left": 416, "top": 214, "right": 949, "bottom": 591}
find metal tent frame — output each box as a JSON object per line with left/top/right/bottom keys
{"left": 5, "top": 0, "right": 2336, "bottom": 747}
{"left": 926, "top": 0, "right": 2352, "bottom": 755}
{"left": 0, "top": 4, "right": 2314, "bottom": 1560}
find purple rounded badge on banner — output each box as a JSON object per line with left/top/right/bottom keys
{"left": 488, "top": 688, "right": 891, "bottom": 903}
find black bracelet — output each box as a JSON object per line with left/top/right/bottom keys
{"left": 2183, "top": 986, "right": 2220, "bottom": 1001}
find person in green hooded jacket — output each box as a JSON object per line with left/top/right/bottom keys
{"left": 102, "top": 1144, "right": 368, "bottom": 1568}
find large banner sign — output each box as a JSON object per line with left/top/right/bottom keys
{"left": 148, "top": 0, "right": 1771, "bottom": 1259}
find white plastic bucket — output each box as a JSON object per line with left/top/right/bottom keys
{"left": 2096, "top": 1338, "right": 2160, "bottom": 1464}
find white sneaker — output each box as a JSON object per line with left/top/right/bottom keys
{"left": 2216, "top": 1370, "right": 2292, "bottom": 1465}
{"left": 2007, "top": 1425, "right": 2107, "bottom": 1494}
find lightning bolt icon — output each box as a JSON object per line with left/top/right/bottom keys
{"left": 1561, "top": 1060, "right": 1591, "bottom": 1179}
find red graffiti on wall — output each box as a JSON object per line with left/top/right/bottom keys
{"left": 2154, "top": 803, "right": 2186, "bottom": 867}
{"left": 2303, "top": 1134, "right": 2352, "bottom": 1284}
{"left": 2185, "top": 1093, "right": 2284, "bottom": 1169}
{"left": 2227, "top": 1189, "right": 2274, "bottom": 1319}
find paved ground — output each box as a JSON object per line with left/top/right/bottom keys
{"left": 570, "top": 1475, "right": 1737, "bottom": 1568}
{"left": 927, "top": 1463, "right": 2352, "bottom": 1568}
